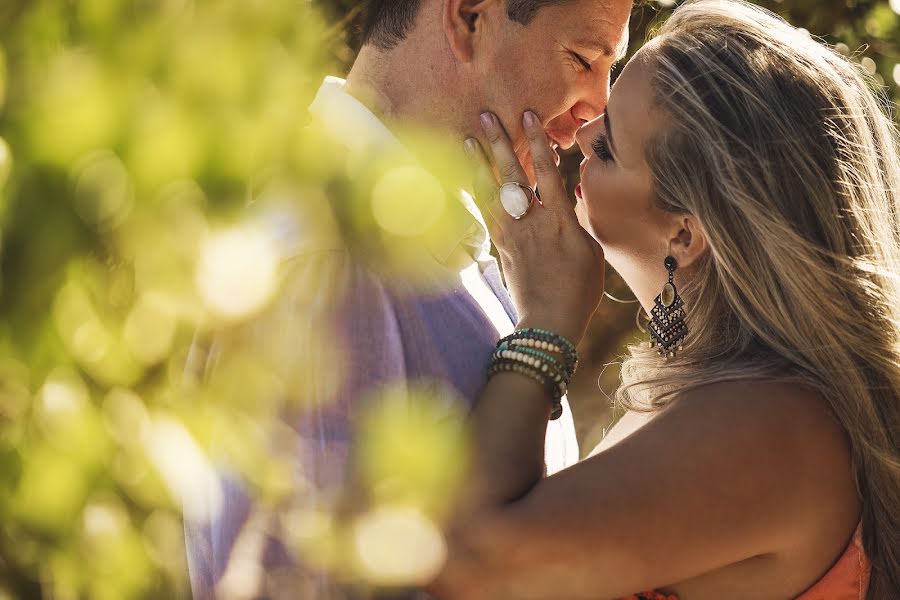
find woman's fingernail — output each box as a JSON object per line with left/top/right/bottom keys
{"left": 480, "top": 112, "right": 495, "bottom": 130}
{"left": 464, "top": 138, "right": 477, "bottom": 156}
{"left": 524, "top": 111, "right": 537, "bottom": 128}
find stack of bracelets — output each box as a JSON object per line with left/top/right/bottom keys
{"left": 487, "top": 328, "right": 579, "bottom": 421}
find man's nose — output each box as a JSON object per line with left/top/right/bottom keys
{"left": 570, "top": 73, "right": 610, "bottom": 126}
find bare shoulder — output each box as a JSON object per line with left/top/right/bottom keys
{"left": 655, "top": 380, "right": 859, "bottom": 540}
{"left": 666, "top": 379, "right": 849, "bottom": 456}
{"left": 668, "top": 378, "right": 836, "bottom": 421}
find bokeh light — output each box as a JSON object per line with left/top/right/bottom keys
{"left": 25, "top": 51, "right": 124, "bottom": 167}
{"left": 353, "top": 504, "right": 447, "bottom": 585}
{"left": 357, "top": 383, "right": 470, "bottom": 517}
{"left": 195, "top": 226, "right": 280, "bottom": 322}
{"left": 122, "top": 293, "right": 177, "bottom": 365}
{"left": 72, "top": 150, "right": 134, "bottom": 229}
{"left": 0, "top": 137, "right": 11, "bottom": 190}
{"left": 141, "top": 415, "right": 223, "bottom": 524}
{"left": 371, "top": 166, "right": 447, "bottom": 237}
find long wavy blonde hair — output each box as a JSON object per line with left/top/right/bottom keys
{"left": 617, "top": 1, "right": 900, "bottom": 596}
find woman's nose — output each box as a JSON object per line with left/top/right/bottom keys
{"left": 575, "top": 116, "right": 603, "bottom": 157}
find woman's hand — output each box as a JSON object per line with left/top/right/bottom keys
{"left": 467, "top": 111, "right": 605, "bottom": 345}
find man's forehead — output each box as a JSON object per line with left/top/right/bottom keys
{"left": 572, "top": 30, "right": 630, "bottom": 62}
{"left": 562, "top": 4, "right": 631, "bottom": 60}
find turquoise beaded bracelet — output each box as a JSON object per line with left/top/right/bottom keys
{"left": 494, "top": 344, "right": 567, "bottom": 377}
{"left": 498, "top": 328, "right": 578, "bottom": 381}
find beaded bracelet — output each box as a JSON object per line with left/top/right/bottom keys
{"left": 494, "top": 344, "right": 566, "bottom": 377}
{"left": 498, "top": 328, "right": 578, "bottom": 381}
{"left": 487, "top": 359, "right": 564, "bottom": 420}
{"left": 491, "top": 350, "right": 567, "bottom": 394}
{"left": 507, "top": 328, "right": 577, "bottom": 371}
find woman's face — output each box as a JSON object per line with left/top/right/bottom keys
{"left": 573, "top": 48, "right": 675, "bottom": 277}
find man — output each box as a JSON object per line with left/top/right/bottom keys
{"left": 185, "top": 0, "right": 630, "bottom": 597}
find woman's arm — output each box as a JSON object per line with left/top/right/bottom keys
{"left": 463, "top": 371, "right": 552, "bottom": 509}
{"left": 428, "top": 113, "right": 855, "bottom": 599}
{"left": 444, "top": 109, "right": 605, "bottom": 521}
{"left": 433, "top": 382, "right": 853, "bottom": 599}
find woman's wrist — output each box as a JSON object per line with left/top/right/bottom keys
{"left": 490, "top": 327, "right": 578, "bottom": 420}
{"left": 515, "top": 317, "right": 584, "bottom": 349}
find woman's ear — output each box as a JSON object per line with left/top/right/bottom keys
{"left": 443, "top": 0, "right": 494, "bottom": 63}
{"left": 667, "top": 215, "right": 708, "bottom": 269}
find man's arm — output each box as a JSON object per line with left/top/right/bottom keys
{"left": 183, "top": 248, "right": 413, "bottom": 599}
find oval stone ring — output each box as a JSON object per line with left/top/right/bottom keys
{"left": 498, "top": 182, "right": 537, "bottom": 220}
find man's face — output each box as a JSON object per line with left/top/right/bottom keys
{"left": 475, "top": 0, "right": 631, "bottom": 170}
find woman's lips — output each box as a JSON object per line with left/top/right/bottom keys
{"left": 575, "top": 183, "right": 582, "bottom": 199}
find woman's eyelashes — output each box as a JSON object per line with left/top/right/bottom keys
{"left": 592, "top": 135, "right": 614, "bottom": 162}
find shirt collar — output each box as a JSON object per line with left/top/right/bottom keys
{"left": 309, "top": 76, "right": 408, "bottom": 162}
{"left": 308, "top": 76, "right": 490, "bottom": 269}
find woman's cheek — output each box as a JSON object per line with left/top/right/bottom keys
{"left": 578, "top": 172, "right": 608, "bottom": 239}
{"left": 575, "top": 193, "right": 605, "bottom": 244}
{"left": 575, "top": 199, "right": 592, "bottom": 234}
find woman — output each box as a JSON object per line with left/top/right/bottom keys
{"left": 428, "top": 0, "right": 900, "bottom": 598}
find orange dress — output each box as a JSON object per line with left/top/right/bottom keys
{"left": 622, "top": 522, "right": 870, "bottom": 600}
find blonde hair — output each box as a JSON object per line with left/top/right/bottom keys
{"left": 617, "top": 1, "right": 900, "bottom": 596}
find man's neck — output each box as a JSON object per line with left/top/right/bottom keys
{"left": 343, "top": 43, "right": 468, "bottom": 144}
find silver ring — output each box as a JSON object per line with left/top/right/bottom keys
{"left": 498, "top": 182, "right": 536, "bottom": 220}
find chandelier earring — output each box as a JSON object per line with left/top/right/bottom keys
{"left": 647, "top": 255, "right": 688, "bottom": 359}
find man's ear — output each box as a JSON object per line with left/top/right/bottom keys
{"left": 667, "top": 215, "right": 708, "bottom": 270}
{"left": 443, "top": 0, "right": 495, "bottom": 63}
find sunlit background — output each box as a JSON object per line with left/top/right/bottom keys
{"left": 0, "top": 0, "right": 898, "bottom": 597}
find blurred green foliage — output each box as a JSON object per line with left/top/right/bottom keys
{"left": 0, "top": 1, "right": 339, "bottom": 597}
{"left": 0, "top": 0, "right": 898, "bottom": 598}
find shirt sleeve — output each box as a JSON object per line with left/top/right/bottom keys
{"left": 183, "top": 248, "right": 417, "bottom": 600}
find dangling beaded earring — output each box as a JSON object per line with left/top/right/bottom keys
{"left": 648, "top": 256, "right": 688, "bottom": 360}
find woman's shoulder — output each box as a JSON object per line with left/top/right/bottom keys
{"left": 605, "top": 380, "right": 850, "bottom": 465}
{"left": 675, "top": 377, "right": 812, "bottom": 400}
{"left": 705, "top": 379, "right": 842, "bottom": 429}
{"left": 627, "top": 380, "right": 863, "bottom": 596}
{"left": 657, "top": 379, "right": 859, "bottom": 534}
{"left": 594, "top": 380, "right": 840, "bottom": 457}
{"left": 664, "top": 380, "right": 852, "bottom": 475}
{"left": 668, "top": 379, "right": 837, "bottom": 429}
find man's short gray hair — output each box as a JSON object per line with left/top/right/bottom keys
{"left": 359, "top": 0, "right": 573, "bottom": 50}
